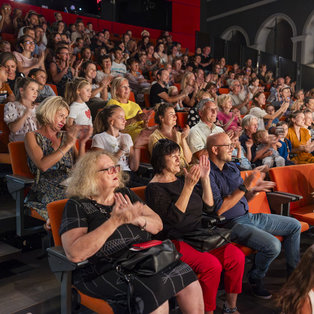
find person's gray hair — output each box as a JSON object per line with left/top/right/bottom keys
{"left": 242, "top": 114, "right": 258, "bottom": 129}
{"left": 230, "top": 79, "right": 240, "bottom": 89}
{"left": 197, "top": 98, "right": 213, "bottom": 112}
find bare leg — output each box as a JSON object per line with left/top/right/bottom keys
{"left": 176, "top": 281, "right": 204, "bottom": 314}
{"left": 224, "top": 293, "right": 240, "bottom": 314}
{"left": 150, "top": 300, "right": 169, "bottom": 314}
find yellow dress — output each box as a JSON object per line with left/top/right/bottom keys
{"left": 148, "top": 128, "right": 188, "bottom": 169}
{"left": 286, "top": 127, "right": 314, "bottom": 164}
{"left": 107, "top": 99, "right": 144, "bottom": 141}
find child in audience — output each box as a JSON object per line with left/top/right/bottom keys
{"left": 264, "top": 104, "right": 279, "bottom": 130}
{"left": 28, "top": 68, "right": 55, "bottom": 103}
{"left": 92, "top": 105, "right": 149, "bottom": 186}
{"left": 168, "top": 85, "right": 184, "bottom": 110}
{"left": 4, "top": 77, "right": 39, "bottom": 142}
{"left": 65, "top": 77, "right": 93, "bottom": 126}
{"left": 276, "top": 121, "right": 294, "bottom": 165}
{"left": 0, "top": 65, "right": 15, "bottom": 103}
{"left": 253, "top": 129, "right": 285, "bottom": 168}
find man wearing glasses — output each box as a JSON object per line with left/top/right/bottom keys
{"left": 207, "top": 132, "right": 301, "bottom": 300}
{"left": 187, "top": 99, "right": 224, "bottom": 160}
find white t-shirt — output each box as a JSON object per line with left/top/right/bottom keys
{"left": 68, "top": 102, "right": 92, "bottom": 126}
{"left": 249, "top": 107, "right": 267, "bottom": 130}
{"left": 92, "top": 131, "right": 133, "bottom": 171}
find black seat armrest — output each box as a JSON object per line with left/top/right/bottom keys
{"left": 201, "top": 213, "right": 226, "bottom": 227}
{"left": 47, "top": 246, "right": 88, "bottom": 273}
{"left": 6, "top": 174, "right": 34, "bottom": 193}
{"left": 267, "top": 191, "right": 303, "bottom": 216}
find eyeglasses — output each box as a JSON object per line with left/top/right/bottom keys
{"left": 24, "top": 41, "right": 35, "bottom": 45}
{"left": 214, "top": 144, "right": 234, "bottom": 149}
{"left": 98, "top": 165, "right": 121, "bottom": 174}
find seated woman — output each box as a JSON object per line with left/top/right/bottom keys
{"left": 92, "top": 105, "right": 149, "bottom": 186}
{"left": 49, "top": 46, "right": 74, "bottom": 97}
{"left": 153, "top": 43, "right": 168, "bottom": 66}
{"left": 286, "top": 110, "right": 314, "bottom": 164}
{"left": 249, "top": 91, "right": 289, "bottom": 130}
{"left": 24, "top": 96, "right": 92, "bottom": 220}
{"left": 60, "top": 150, "right": 204, "bottom": 314}
{"left": 13, "top": 35, "right": 45, "bottom": 77}
{"left": 181, "top": 71, "right": 198, "bottom": 108}
{"left": 291, "top": 89, "right": 305, "bottom": 112}
{"left": 0, "top": 3, "right": 14, "bottom": 33}
{"left": 148, "top": 103, "right": 192, "bottom": 169}
{"left": 4, "top": 77, "right": 39, "bottom": 142}
{"left": 125, "top": 57, "right": 150, "bottom": 104}
{"left": 107, "top": 77, "right": 152, "bottom": 141}
{"left": 0, "top": 52, "right": 24, "bottom": 92}
{"left": 145, "top": 139, "right": 244, "bottom": 314}
{"left": 217, "top": 94, "right": 241, "bottom": 132}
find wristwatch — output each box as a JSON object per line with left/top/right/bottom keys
{"left": 238, "top": 184, "right": 248, "bottom": 193}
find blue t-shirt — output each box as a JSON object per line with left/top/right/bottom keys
{"left": 278, "top": 138, "right": 292, "bottom": 160}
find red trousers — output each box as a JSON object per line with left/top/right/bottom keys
{"left": 172, "top": 241, "right": 245, "bottom": 311}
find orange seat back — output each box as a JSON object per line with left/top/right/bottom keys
{"left": 131, "top": 186, "right": 146, "bottom": 202}
{"left": 47, "top": 84, "right": 58, "bottom": 96}
{"left": 173, "top": 83, "right": 181, "bottom": 92}
{"left": 47, "top": 198, "right": 114, "bottom": 313}
{"left": 129, "top": 91, "right": 135, "bottom": 102}
{"left": 219, "top": 88, "right": 230, "bottom": 94}
{"left": 140, "top": 144, "right": 151, "bottom": 163}
{"left": 144, "top": 94, "right": 151, "bottom": 108}
{"left": 269, "top": 164, "right": 314, "bottom": 211}
{"left": 0, "top": 103, "right": 10, "bottom": 153}
{"left": 240, "top": 171, "right": 271, "bottom": 214}
{"left": 176, "top": 112, "right": 188, "bottom": 129}
{"left": 8, "top": 141, "right": 34, "bottom": 179}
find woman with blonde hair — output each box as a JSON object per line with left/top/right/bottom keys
{"left": 60, "top": 150, "right": 204, "bottom": 313}
{"left": 181, "top": 71, "right": 199, "bottom": 107}
{"left": 24, "top": 96, "right": 92, "bottom": 221}
{"left": 217, "top": 94, "right": 241, "bottom": 132}
{"left": 107, "top": 76, "right": 152, "bottom": 141}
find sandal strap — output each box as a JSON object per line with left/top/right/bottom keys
{"left": 223, "top": 303, "right": 238, "bottom": 313}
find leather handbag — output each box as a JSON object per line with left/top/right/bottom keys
{"left": 116, "top": 239, "right": 181, "bottom": 276}
{"left": 183, "top": 226, "right": 232, "bottom": 252}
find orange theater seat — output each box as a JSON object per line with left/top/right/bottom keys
{"left": 143, "top": 109, "right": 156, "bottom": 127}
{"left": 219, "top": 88, "right": 230, "bottom": 94}
{"left": 144, "top": 94, "right": 151, "bottom": 108}
{"left": 140, "top": 144, "right": 151, "bottom": 163}
{"left": 176, "top": 112, "right": 188, "bottom": 129}
{"left": 47, "top": 199, "right": 114, "bottom": 314}
{"left": 269, "top": 164, "right": 314, "bottom": 225}
{"left": 131, "top": 186, "right": 146, "bottom": 202}
{"left": 236, "top": 170, "right": 309, "bottom": 255}
{"left": 129, "top": 91, "right": 135, "bottom": 102}
{"left": 47, "top": 84, "right": 58, "bottom": 96}
{"left": 174, "top": 83, "right": 181, "bottom": 92}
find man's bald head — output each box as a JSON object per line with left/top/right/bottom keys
{"left": 207, "top": 133, "right": 229, "bottom": 155}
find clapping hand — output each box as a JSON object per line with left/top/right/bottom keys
{"left": 183, "top": 165, "right": 200, "bottom": 189}
{"left": 181, "top": 125, "right": 190, "bottom": 140}
{"left": 253, "top": 172, "right": 276, "bottom": 193}
{"left": 78, "top": 125, "right": 93, "bottom": 143}
{"left": 199, "top": 155, "right": 210, "bottom": 179}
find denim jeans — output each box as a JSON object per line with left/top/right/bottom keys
{"left": 227, "top": 212, "right": 301, "bottom": 280}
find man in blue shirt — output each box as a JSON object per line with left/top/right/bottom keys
{"left": 207, "top": 132, "right": 301, "bottom": 299}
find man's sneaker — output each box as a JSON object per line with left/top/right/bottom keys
{"left": 248, "top": 277, "right": 272, "bottom": 299}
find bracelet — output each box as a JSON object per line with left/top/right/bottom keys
{"left": 58, "top": 148, "right": 64, "bottom": 157}
{"left": 141, "top": 218, "right": 147, "bottom": 231}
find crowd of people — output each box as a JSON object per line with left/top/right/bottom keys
{"left": 0, "top": 3, "right": 313, "bottom": 314}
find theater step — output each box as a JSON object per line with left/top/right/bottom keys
{"left": 0, "top": 241, "right": 21, "bottom": 263}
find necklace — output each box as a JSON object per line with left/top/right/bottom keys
{"left": 90, "top": 199, "right": 112, "bottom": 219}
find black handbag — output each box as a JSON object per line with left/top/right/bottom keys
{"left": 183, "top": 226, "right": 232, "bottom": 252}
{"left": 116, "top": 239, "right": 181, "bottom": 276}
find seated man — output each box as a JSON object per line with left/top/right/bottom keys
{"left": 149, "top": 68, "right": 186, "bottom": 107}
{"left": 207, "top": 132, "right": 301, "bottom": 299}
{"left": 187, "top": 99, "right": 224, "bottom": 159}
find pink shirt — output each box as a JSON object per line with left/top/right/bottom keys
{"left": 217, "top": 111, "right": 239, "bottom": 131}
{"left": 13, "top": 51, "right": 39, "bottom": 76}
